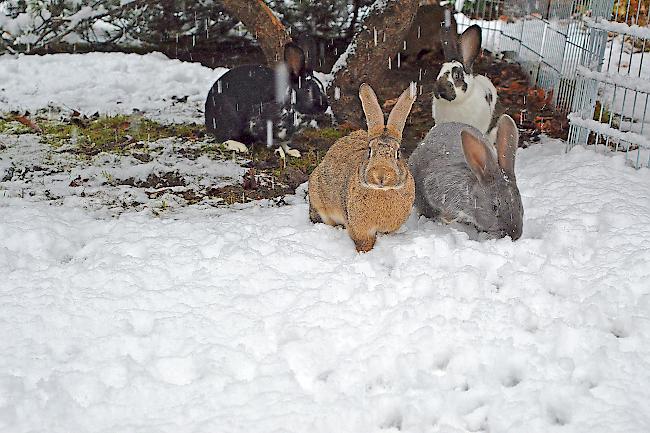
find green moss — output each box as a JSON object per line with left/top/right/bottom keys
{"left": 0, "top": 113, "right": 211, "bottom": 159}
{"left": 300, "top": 126, "right": 349, "bottom": 141}
{"left": 287, "top": 148, "right": 322, "bottom": 175}
{"left": 0, "top": 118, "right": 33, "bottom": 134}
{"left": 39, "top": 115, "right": 202, "bottom": 156}
{"left": 593, "top": 101, "right": 612, "bottom": 125}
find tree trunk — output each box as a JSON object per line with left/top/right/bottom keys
{"left": 329, "top": 0, "right": 420, "bottom": 125}
{"left": 221, "top": 0, "right": 291, "bottom": 65}
{"left": 347, "top": 0, "right": 362, "bottom": 40}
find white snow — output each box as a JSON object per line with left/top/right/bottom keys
{"left": 329, "top": 39, "right": 356, "bottom": 81}
{"left": 598, "top": 37, "right": 650, "bottom": 128}
{"left": 1, "top": 136, "right": 650, "bottom": 433}
{"left": 585, "top": 17, "right": 650, "bottom": 41}
{"left": 569, "top": 112, "right": 650, "bottom": 150}
{"left": 0, "top": 52, "right": 227, "bottom": 124}
{"left": 570, "top": 37, "right": 650, "bottom": 149}
{"left": 576, "top": 65, "right": 650, "bottom": 96}
{"left": 0, "top": 132, "right": 247, "bottom": 215}
{"left": 1, "top": 49, "right": 650, "bottom": 433}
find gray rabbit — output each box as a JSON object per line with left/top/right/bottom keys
{"left": 408, "top": 114, "right": 523, "bottom": 240}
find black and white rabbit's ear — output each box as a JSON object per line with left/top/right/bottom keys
{"left": 461, "top": 129, "right": 496, "bottom": 184}
{"left": 284, "top": 42, "right": 306, "bottom": 79}
{"left": 459, "top": 25, "right": 482, "bottom": 72}
{"left": 495, "top": 114, "right": 519, "bottom": 174}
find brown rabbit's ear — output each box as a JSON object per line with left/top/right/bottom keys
{"left": 459, "top": 25, "right": 482, "bottom": 72}
{"left": 359, "top": 83, "right": 385, "bottom": 137}
{"left": 284, "top": 42, "right": 306, "bottom": 78}
{"left": 440, "top": 9, "right": 460, "bottom": 62}
{"left": 461, "top": 129, "right": 494, "bottom": 183}
{"left": 495, "top": 114, "right": 519, "bottom": 174}
{"left": 386, "top": 82, "right": 418, "bottom": 141}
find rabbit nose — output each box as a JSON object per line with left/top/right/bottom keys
{"left": 374, "top": 171, "right": 386, "bottom": 186}
{"left": 509, "top": 225, "right": 522, "bottom": 241}
{"left": 434, "top": 79, "right": 455, "bottom": 101}
{"left": 367, "top": 167, "right": 398, "bottom": 188}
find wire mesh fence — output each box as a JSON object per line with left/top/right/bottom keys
{"left": 454, "top": 0, "right": 650, "bottom": 168}
{"left": 568, "top": 1, "right": 650, "bottom": 168}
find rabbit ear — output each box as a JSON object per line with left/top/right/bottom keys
{"left": 359, "top": 83, "right": 385, "bottom": 137}
{"left": 461, "top": 129, "right": 495, "bottom": 183}
{"left": 386, "top": 82, "right": 418, "bottom": 141}
{"left": 284, "top": 42, "right": 306, "bottom": 78}
{"left": 441, "top": 29, "right": 460, "bottom": 62}
{"left": 459, "top": 25, "right": 482, "bottom": 72}
{"left": 495, "top": 114, "right": 519, "bottom": 174}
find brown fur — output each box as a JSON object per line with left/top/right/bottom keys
{"left": 404, "top": 5, "right": 457, "bottom": 63}
{"left": 308, "top": 84, "right": 417, "bottom": 252}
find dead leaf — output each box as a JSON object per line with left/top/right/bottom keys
{"left": 243, "top": 168, "right": 258, "bottom": 190}
{"left": 15, "top": 115, "right": 43, "bottom": 133}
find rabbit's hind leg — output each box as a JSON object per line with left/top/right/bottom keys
{"left": 309, "top": 202, "right": 323, "bottom": 224}
{"left": 206, "top": 95, "right": 246, "bottom": 143}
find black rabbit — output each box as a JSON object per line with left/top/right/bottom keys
{"left": 204, "top": 42, "right": 328, "bottom": 145}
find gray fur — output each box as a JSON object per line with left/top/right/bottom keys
{"left": 408, "top": 117, "right": 523, "bottom": 240}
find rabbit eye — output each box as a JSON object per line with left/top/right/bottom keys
{"left": 396, "top": 149, "right": 401, "bottom": 159}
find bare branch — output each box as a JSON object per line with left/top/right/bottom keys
{"left": 221, "top": 0, "right": 291, "bottom": 65}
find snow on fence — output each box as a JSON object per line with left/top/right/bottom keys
{"left": 453, "top": 0, "right": 650, "bottom": 168}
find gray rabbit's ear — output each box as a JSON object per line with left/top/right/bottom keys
{"left": 495, "top": 114, "right": 519, "bottom": 174}
{"left": 459, "top": 25, "right": 482, "bottom": 72}
{"left": 359, "top": 83, "right": 385, "bottom": 137}
{"left": 284, "top": 42, "right": 306, "bottom": 78}
{"left": 461, "top": 129, "right": 495, "bottom": 183}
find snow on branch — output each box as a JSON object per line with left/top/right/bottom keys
{"left": 1, "top": 0, "right": 151, "bottom": 51}
{"left": 0, "top": 0, "right": 238, "bottom": 53}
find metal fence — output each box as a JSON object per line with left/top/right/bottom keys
{"left": 454, "top": 0, "right": 650, "bottom": 168}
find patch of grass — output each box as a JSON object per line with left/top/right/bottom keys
{"left": 0, "top": 117, "right": 33, "bottom": 134}
{"left": 287, "top": 147, "right": 322, "bottom": 175}
{"left": 593, "top": 101, "right": 613, "bottom": 125}
{"left": 40, "top": 115, "right": 202, "bottom": 156}
{"left": 593, "top": 101, "right": 636, "bottom": 130}
{"left": 298, "top": 126, "right": 351, "bottom": 142}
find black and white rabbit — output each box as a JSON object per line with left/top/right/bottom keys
{"left": 408, "top": 115, "right": 523, "bottom": 240}
{"left": 204, "top": 42, "right": 328, "bottom": 146}
{"left": 432, "top": 23, "right": 497, "bottom": 138}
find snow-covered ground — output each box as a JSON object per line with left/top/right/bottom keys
{"left": 2, "top": 137, "right": 650, "bottom": 433}
{"left": 0, "top": 52, "right": 227, "bottom": 124}
{"left": 0, "top": 132, "right": 247, "bottom": 215}
{"left": 1, "top": 51, "right": 650, "bottom": 433}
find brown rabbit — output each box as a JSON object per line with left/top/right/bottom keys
{"left": 308, "top": 83, "right": 417, "bottom": 252}
{"left": 404, "top": 4, "right": 458, "bottom": 63}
